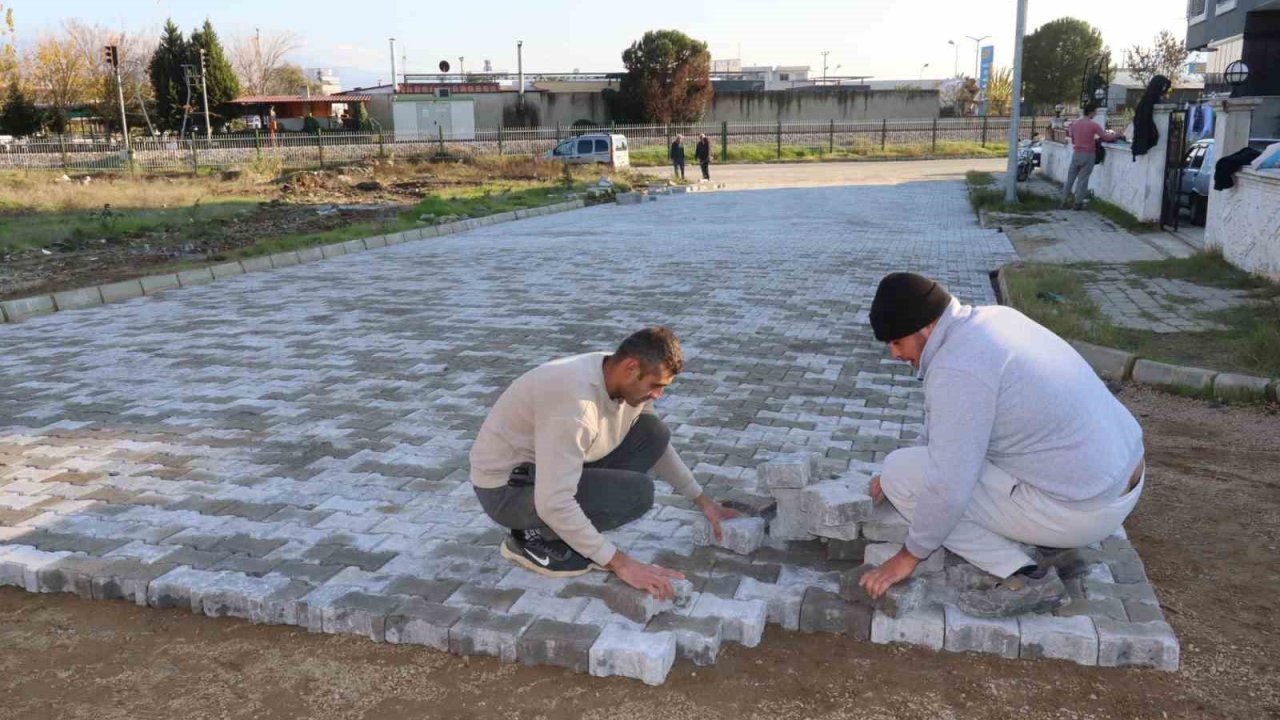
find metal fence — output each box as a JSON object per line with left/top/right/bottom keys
{"left": 2, "top": 117, "right": 1063, "bottom": 174}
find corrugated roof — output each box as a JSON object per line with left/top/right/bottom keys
{"left": 229, "top": 95, "right": 372, "bottom": 104}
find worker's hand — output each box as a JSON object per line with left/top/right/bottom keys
{"left": 858, "top": 549, "right": 920, "bottom": 599}
{"left": 607, "top": 552, "right": 686, "bottom": 600}
{"left": 869, "top": 474, "right": 885, "bottom": 505}
{"left": 694, "top": 494, "right": 740, "bottom": 542}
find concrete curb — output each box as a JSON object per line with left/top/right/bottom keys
{"left": 994, "top": 267, "right": 1277, "bottom": 404}
{"left": 0, "top": 199, "right": 588, "bottom": 327}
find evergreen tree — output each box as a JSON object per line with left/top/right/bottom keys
{"left": 0, "top": 82, "right": 43, "bottom": 136}
{"left": 189, "top": 19, "right": 239, "bottom": 126}
{"left": 148, "top": 19, "right": 188, "bottom": 131}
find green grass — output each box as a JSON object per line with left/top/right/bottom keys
{"left": 1129, "top": 248, "right": 1280, "bottom": 297}
{"left": 966, "top": 170, "right": 996, "bottom": 187}
{"left": 965, "top": 169, "right": 1058, "bottom": 215}
{"left": 1003, "top": 261, "right": 1280, "bottom": 380}
{"left": 0, "top": 200, "right": 258, "bottom": 253}
{"left": 1087, "top": 197, "right": 1158, "bottom": 233}
{"left": 629, "top": 140, "right": 1008, "bottom": 166}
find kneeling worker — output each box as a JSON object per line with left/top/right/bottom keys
{"left": 859, "top": 273, "right": 1146, "bottom": 617}
{"left": 470, "top": 327, "right": 738, "bottom": 598}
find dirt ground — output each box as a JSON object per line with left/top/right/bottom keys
{"left": 1, "top": 386, "right": 1277, "bottom": 720}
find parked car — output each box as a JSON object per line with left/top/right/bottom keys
{"left": 1177, "top": 139, "right": 1214, "bottom": 226}
{"left": 544, "top": 133, "right": 630, "bottom": 168}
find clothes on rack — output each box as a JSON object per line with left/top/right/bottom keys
{"left": 1185, "top": 103, "right": 1214, "bottom": 143}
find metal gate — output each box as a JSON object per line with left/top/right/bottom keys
{"left": 1160, "top": 110, "right": 1188, "bottom": 231}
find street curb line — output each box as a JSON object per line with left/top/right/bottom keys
{"left": 0, "top": 199, "right": 588, "bottom": 327}
{"left": 994, "top": 266, "right": 1277, "bottom": 404}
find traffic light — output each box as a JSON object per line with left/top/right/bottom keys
{"left": 103, "top": 45, "right": 118, "bottom": 69}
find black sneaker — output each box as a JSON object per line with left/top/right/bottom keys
{"left": 957, "top": 565, "right": 1069, "bottom": 618}
{"left": 500, "top": 529, "right": 596, "bottom": 577}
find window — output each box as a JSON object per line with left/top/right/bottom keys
{"left": 1187, "top": 146, "right": 1205, "bottom": 169}
{"left": 553, "top": 140, "right": 573, "bottom": 156}
{"left": 594, "top": 138, "right": 609, "bottom": 153}
{"left": 779, "top": 73, "right": 790, "bottom": 81}
{"left": 1215, "top": 0, "right": 1236, "bottom": 12}
{"left": 577, "top": 139, "right": 593, "bottom": 154}
{"left": 615, "top": 137, "right": 628, "bottom": 151}
{"left": 1188, "top": 0, "right": 1207, "bottom": 23}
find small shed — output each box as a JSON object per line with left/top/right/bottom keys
{"left": 227, "top": 95, "right": 373, "bottom": 131}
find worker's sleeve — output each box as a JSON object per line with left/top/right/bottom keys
{"left": 532, "top": 406, "right": 617, "bottom": 566}
{"left": 904, "top": 367, "right": 1000, "bottom": 559}
{"left": 640, "top": 406, "right": 703, "bottom": 500}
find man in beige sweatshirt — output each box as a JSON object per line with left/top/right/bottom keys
{"left": 470, "top": 327, "right": 738, "bottom": 598}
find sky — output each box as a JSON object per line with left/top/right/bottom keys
{"left": 27, "top": 0, "right": 1189, "bottom": 89}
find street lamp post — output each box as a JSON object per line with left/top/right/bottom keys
{"left": 965, "top": 34, "right": 989, "bottom": 80}
{"left": 821, "top": 50, "right": 830, "bottom": 84}
{"left": 948, "top": 40, "right": 958, "bottom": 77}
{"left": 919, "top": 63, "right": 930, "bottom": 81}
{"left": 1003, "top": 1, "right": 1027, "bottom": 203}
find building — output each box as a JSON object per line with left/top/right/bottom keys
{"left": 309, "top": 68, "right": 342, "bottom": 96}
{"left": 1105, "top": 69, "right": 1205, "bottom": 114}
{"left": 740, "top": 65, "right": 813, "bottom": 90}
{"left": 1186, "top": 0, "right": 1279, "bottom": 106}
{"left": 227, "top": 95, "right": 371, "bottom": 132}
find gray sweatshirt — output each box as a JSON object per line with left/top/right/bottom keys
{"left": 904, "top": 299, "right": 1145, "bottom": 559}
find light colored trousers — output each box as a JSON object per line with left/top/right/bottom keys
{"left": 1062, "top": 150, "right": 1096, "bottom": 206}
{"left": 880, "top": 446, "right": 1143, "bottom": 578}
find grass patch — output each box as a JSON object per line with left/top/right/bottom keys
{"left": 968, "top": 186, "right": 1060, "bottom": 214}
{"left": 1087, "top": 197, "right": 1158, "bottom": 233}
{"left": 630, "top": 140, "right": 1007, "bottom": 166}
{"left": 0, "top": 200, "right": 259, "bottom": 253}
{"left": 1129, "top": 248, "right": 1280, "bottom": 298}
{"left": 966, "top": 170, "right": 996, "bottom": 187}
{"left": 1004, "top": 261, "right": 1280, "bottom": 379}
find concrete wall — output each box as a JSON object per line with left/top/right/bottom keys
{"left": 1210, "top": 168, "right": 1280, "bottom": 280}
{"left": 702, "top": 89, "right": 939, "bottom": 122}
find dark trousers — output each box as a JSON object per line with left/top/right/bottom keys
{"left": 699, "top": 160, "right": 710, "bottom": 180}
{"left": 473, "top": 414, "right": 666, "bottom": 540}
{"left": 672, "top": 160, "right": 686, "bottom": 180}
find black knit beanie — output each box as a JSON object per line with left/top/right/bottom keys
{"left": 869, "top": 273, "right": 952, "bottom": 342}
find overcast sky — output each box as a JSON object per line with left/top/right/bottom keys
{"left": 32, "top": 0, "right": 1190, "bottom": 87}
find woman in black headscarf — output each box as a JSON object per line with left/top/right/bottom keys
{"left": 1130, "top": 74, "right": 1172, "bottom": 160}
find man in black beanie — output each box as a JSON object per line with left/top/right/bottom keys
{"left": 858, "top": 272, "right": 1147, "bottom": 617}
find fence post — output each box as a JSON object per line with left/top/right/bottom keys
{"left": 498, "top": 125, "right": 504, "bottom": 156}
{"left": 1031, "top": 116, "right": 1037, "bottom": 139}
{"left": 254, "top": 130, "right": 262, "bottom": 160}
{"left": 720, "top": 120, "right": 728, "bottom": 162}
{"left": 776, "top": 121, "right": 782, "bottom": 160}
{"left": 665, "top": 123, "right": 671, "bottom": 151}
{"left": 931, "top": 117, "right": 938, "bottom": 154}
{"left": 829, "top": 119, "right": 835, "bottom": 154}
{"left": 59, "top": 134, "right": 69, "bottom": 171}
{"left": 981, "top": 116, "right": 988, "bottom": 147}
{"left": 880, "top": 119, "right": 887, "bottom": 150}
{"left": 378, "top": 131, "right": 386, "bottom": 159}
{"left": 437, "top": 125, "right": 445, "bottom": 156}
{"left": 189, "top": 139, "right": 198, "bottom": 173}
{"left": 555, "top": 122, "right": 562, "bottom": 142}
{"left": 316, "top": 128, "right": 325, "bottom": 168}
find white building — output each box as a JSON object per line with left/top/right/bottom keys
{"left": 309, "top": 68, "right": 342, "bottom": 95}
{"left": 740, "top": 65, "right": 813, "bottom": 90}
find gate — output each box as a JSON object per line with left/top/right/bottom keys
{"left": 1160, "top": 110, "right": 1188, "bottom": 231}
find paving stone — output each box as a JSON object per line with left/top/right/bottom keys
{"left": 507, "top": 592, "right": 590, "bottom": 623}
{"left": 446, "top": 583, "right": 525, "bottom": 612}
{"left": 384, "top": 576, "right": 461, "bottom": 603}
{"left": 575, "top": 598, "right": 646, "bottom": 631}
{"left": 719, "top": 490, "right": 777, "bottom": 519}
{"left": 870, "top": 605, "right": 945, "bottom": 650}
{"left": 827, "top": 538, "right": 868, "bottom": 562}
{"left": 383, "top": 596, "right": 464, "bottom": 649}
{"left": 322, "top": 591, "right": 402, "bottom": 640}
{"left": 589, "top": 624, "right": 677, "bottom": 686}
{"left": 861, "top": 502, "right": 909, "bottom": 543}
{"left": 768, "top": 489, "right": 814, "bottom": 541}
{"left": 800, "top": 480, "right": 873, "bottom": 526}
{"left": 1018, "top": 614, "right": 1099, "bottom": 665}
{"left": 798, "top": 588, "right": 873, "bottom": 640}
{"left": 561, "top": 579, "right": 687, "bottom": 623}
{"left": 691, "top": 516, "right": 766, "bottom": 555}
{"left": 201, "top": 573, "right": 293, "bottom": 620}
{"left": 518, "top": 619, "right": 601, "bottom": 673}
{"left": 864, "top": 542, "right": 944, "bottom": 576}
{"left": 215, "top": 534, "right": 287, "bottom": 558}
{"left": 758, "top": 455, "right": 813, "bottom": 490}
{"left": 322, "top": 546, "right": 396, "bottom": 571}
{"left": 1094, "top": 619, "right": 1179, "bottom": 671}
{"left": 0, "top": 546, "right": 75, "bottom": 592}
{"left": 270, "top": 561, "right": 344, "bottom": 584}
{"left": 1082, "top": 579, "right": 1159, "bottom": 604}
{"left": 1123, "top": 599, "right": 1165, "bottom": 623}
{"left": 448, "top": 607, "right": 536, "bottom": 663}
{"left": 1055, "top": 597, "right": 1128, "bottom": 622}
{"left": 249, "top": 580, "right": 315, "bottom": 625}
{"left": 146, "top": 566, "right": 227, "bottom": 611}
{"left": 942, "top": 605, "right": 1020, "bottom": 658}
{"left": 837, "top": 564, "right": 927, "bottom": 618}
{"left": 645, "top": 613, "right": 722, "bottom": 666}
{"left": 686, "top": 593, "right": 767, "bottom": 647}
{"left": 734, "top": 576, "right": 806, "bottom": 630}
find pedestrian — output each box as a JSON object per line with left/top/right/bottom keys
{"left": 858, "top": 273, "right": 1146, "bottom": 617}
{"left": 1061, "top": 102, "right": 1123, "bottom": 210}
{"left": 670, "top": 134, "right": 686, "bottom": 181}
{"left": 469, "top": 327, "right": 738, "bottom": 596}
{"left": 695, "top": 134, "right": 711, "bottom": 181}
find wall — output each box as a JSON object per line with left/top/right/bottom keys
{"left": 1209, "top": 168, "right": 1280, "bottom": 280}
{"left": 702, "top": 89, "right": 938, "bottom": 122}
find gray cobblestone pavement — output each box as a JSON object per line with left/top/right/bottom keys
{"left": 1081, "top": 267, "right": 1249, "bottom": 333}
{"left": 0, "top": 178, "right": 1175, "bottom": 682}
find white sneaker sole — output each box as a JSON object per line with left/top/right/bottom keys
{"left": 499, "top": 541, "right": 602, "bottom": 577}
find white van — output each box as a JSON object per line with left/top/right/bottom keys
{"left": 545, "top": 133, "right": 630, "bottom": 168}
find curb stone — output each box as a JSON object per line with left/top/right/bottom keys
{"left": 0, "top": 198, "right": 588, "bottom": 326}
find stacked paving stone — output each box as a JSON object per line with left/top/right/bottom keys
{"left": 0, "top": 185, "right": 1175, "bottom": 683}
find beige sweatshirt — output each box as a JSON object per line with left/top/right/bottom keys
{"left": 469, "top": 352, "right": 703, "bottom": 565}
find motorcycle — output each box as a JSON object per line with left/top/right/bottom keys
{"left": 1016, "top": 138, "right": 1039, "bottom": 182}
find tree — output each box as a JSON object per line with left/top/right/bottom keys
{"left": 63, "top": 21, "right": 158, "bottom": 136}
{"left": 265, "top": 63, "right": 320, "bottom": 95}
{"left": 26, "top": 34, "right": 94, "bottom": 133}
{"left": 229, "top": 30, "right": 298, "bottom": 96}
{"left": 1, "top": 82, "right": 42, "bottom": 135}
{"left": 148, "top": 19, "right": 188, "bottom": 131}
{"left": 1125, "top": 31, "right": 1188, "bottom": 87}
{"left": 1021, "top": 17, "right": 1105, "bottom": 109}
{"left": 0, "top": 5, "right": 17, "bottom": 89}
{"left": 616, "top": 30, "right": 712, "bottom": 123}
{"left": 189, "top": 18, "right": 239, "bottom": 122}
{"left": 985, "top": 67, "right": 1013, "bottom": 115}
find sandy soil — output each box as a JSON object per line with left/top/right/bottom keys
{"left": 1, "top": 386, "right": 1277, "bottom": 720}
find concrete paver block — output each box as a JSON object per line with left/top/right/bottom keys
{"left": 687, "top": 593, "right": 767, "bottom": 647}
{"left": 383, "top": 597, "right": 463, "bottom": 650}
{"left": 862, "top": 502, "right": 910, "bottom": 543}
{"left": 296, "top": 247, "right": 325, "bottom": 263}
{"left": 645, "top": 613, "right": 722, "bottom": 666}
{"left": 1213, "top": 372, "right": 1273, "bottom": 403}
{"left": 943, "top": 605, "right": 1019, "bottom": 658}
{"left": 52, "top": 287, "right": 103, "bottom": 312}
{"left": 1, "top": 295, "right": 55, "bottom": 323}
{"left": 692, "top": 516, "right": 766, "bottom": 555}
{"left": 1094, "top": 619, "right": 1179, "bottom": 671}
{"left": 322, "top": 590, "right": 402, "bottom": 640}
{"left": 139, "top": 274, "right": 180, "bottom": 294}
{"left": 320, "top": 243, "right": 347, "bottom": 259}
{"left": 759, "top": 454, "right": 814, "bottom": 490}
{"left": 798, "top": 588, "right": 873, "bottom": 640}
{"left": 448, "top": 607, "right": 536, "bottom": 663}
{"left": 1131, "top": 359, "right": 1217, "bottom": 392}
{"left": 870, "top": 605, "right": 945, "bottom": 650}
{"left": 589, "top": 625, "right": 677, "bottom": 686}
{"left": 176, "top": 268, "right": 215, "bottom": 287}
{"left": 837, "top": 564, "right": 926, "bottom": 618}
{"left": 734, "top": 576, "right": 805, "bottom": 630}
{"left": 801, "top": 479, "right": 874, "bottom": 527}
{"left": 239, "top": 256, "right": 272, "bottom": 273}
{"left": 98, "top": 280, "right": 145, "bottom": 304}
{"left": 341, "top": 239, "right": 367, "bottom": 254}
{"left": 209, "top": 261, "right": 245, "bottom": 279}
{"left": 269, "top": 251, "right": 301, "bottom": 268}
{"left": 864, "top": 542, "right": 944, "bottom": 576}
{"left": 1018, "top": 614, "right": 1098, "bottom": 665}
{"left": 518, "top": 619, "right": 601, "bottom": 672}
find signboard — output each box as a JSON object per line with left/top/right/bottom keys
{"left": 978, "top": 45, "right": 994, "bottom": 91}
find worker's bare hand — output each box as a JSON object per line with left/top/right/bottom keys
{"left": 869, "top": 474, "right": 885, "bottom": 505}
{"left": 694, "top": 494, "right": 740, "bottom": 542}
{"left": 858, "top": 549, "right": 919, "bottom": 599}
{"left": 608, "top": 552, "right": 686, "bottom": 600}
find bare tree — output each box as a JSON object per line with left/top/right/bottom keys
{"left": 61, "top": 20, "right": 157, "bottom": 133}
{"left": 229, "top": 30, "right": 298, "bottom": 95}
{"left": 1125, "top": 31, "right": 1188, "bottom": 88}
{"left": 26, "top": 33, "right": 94, "bottom": 130}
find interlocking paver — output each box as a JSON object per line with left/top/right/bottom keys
{"left": 0, "top": 181, "right": 1173, "bottom": 679}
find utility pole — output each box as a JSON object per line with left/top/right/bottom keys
{"left": 389, "top": 38, "right": 397, "bottom": 91}
{"left": 198, "top": 47, "right": 211, "bottom": 141}
{"left": 1004, "top": 0, "right": 1027, "bottom": 203}
{"left": 517, "top": 40, "right": 524, "bottom": 106}
{"left": 820, "top": 50, "right": 830, "bottom": 84}
{"left": 103, "top": 45, "right": 131, "bottom": 160}
{"left": 459, "top": 56, "right": 465, "bottom": 79}
{"left": 965, "top": 34, "right": 989, "bottom": 79}
{"left": 948, "top": 40, "right": 958, "bottom": 77}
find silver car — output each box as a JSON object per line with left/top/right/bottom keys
{"left": 1177, "top": 139, "right": 1214, "bottom": 226}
